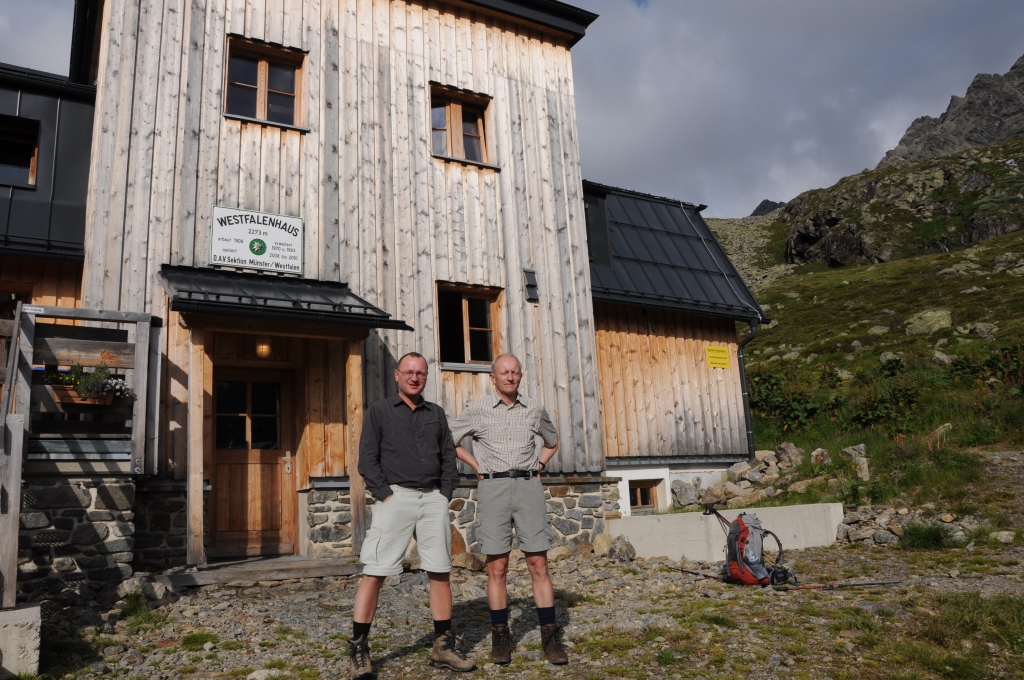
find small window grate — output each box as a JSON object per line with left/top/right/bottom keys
{"left": 523, "top": 269, "right": 539, "bottom": 303}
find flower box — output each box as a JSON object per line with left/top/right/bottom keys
{"left": 50, "top": 386, "right": 115, "bottom": 405}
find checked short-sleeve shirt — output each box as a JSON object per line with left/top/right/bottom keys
{"left": 448, "top": 393, "right": 558, "bottom": 474}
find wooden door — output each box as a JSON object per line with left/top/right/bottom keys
{"left": 208, "top": 369, "right": 295, "bottom": 557}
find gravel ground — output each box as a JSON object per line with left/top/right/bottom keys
{"left": 37, "top": 538, "right": 1024, "bottom": 680}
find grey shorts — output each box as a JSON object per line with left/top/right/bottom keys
{"left": 359, "top": 486, "right": 452, "bottom": 576}
{"left": 477, "top": 477, "right": 551, "bottom": 555}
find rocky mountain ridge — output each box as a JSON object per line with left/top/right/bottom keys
{"left": 879, "top": 54, "right": 1024, "bottom": 167}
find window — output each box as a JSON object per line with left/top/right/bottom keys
{"left": 437, "top": 285, "right": 500, "bottom": 366}
{"left": 215, "top": 379, "right": 282, "bottom": 450}
{"left": 0, "top": 115, "right": 40, "bottom": 188}
{"left": 523, "top": 269, "right": 539, "bottom": 303}
{"left": 431, "top": 84, "right": 491, "bottom": 165}
{"left": 225, "top": 38, "right": 304, "bottom": 127}
{"left": 629, "top": 480, "right": 659, "bottom": 511}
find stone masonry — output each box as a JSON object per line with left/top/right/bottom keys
{"left": 448, "top": 481, "right": 619, "bottom": 558}
{"left": 132, "top": 489, "right": 188, "bottom": 571}
{"left": 17, "top": 478, "right": 136, "bottom": 605}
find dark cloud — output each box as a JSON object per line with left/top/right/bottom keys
{"left": 570, "top": 0, "right": 1024, "bottom": 216}
{"left": 0, "top": 0, "right": 74, "bottom": 76}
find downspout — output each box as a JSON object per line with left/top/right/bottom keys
{"left": 737, "top": 318, "right": 760, "bottom": 461}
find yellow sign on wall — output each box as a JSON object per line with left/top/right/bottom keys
{"left": 705, "top": 346, "right": 731, "bottom": 369}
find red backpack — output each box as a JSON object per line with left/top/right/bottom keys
{"left": 726, "top": 513, "right": 772, "bottom": 585}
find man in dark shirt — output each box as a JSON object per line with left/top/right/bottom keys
{"left": 348, "top": 352, "right": 474, "bottom": 679}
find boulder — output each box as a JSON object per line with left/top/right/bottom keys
{"left": 451, "top": 552, "right": 486, "bottom": 571}
{"left": 905, "top": 309, "right": 952, "bottom": 336}
{"left": 723, "top": 482, "right": 750, "bottom": 498}
{"left": 788, "top": 476, "right": 826, "bottom": 494}
{"left": 774, "top": 443, "right": 805, "bottom": 468}
{"left": 873, "top": 531, "right": 899, "bottom": 545}
{"left": 547, "top": 546, "right": 574, "bottom": 563}
{"left": 592, "top": 533, "right": 614, "bottom": 557}
{"left": 726, "top": 490, "right": 766, "bottom": 509}
{"left": 810, "top": 448, "right": 831, "bottom": 465}
{"left": 744, "top": 469, "right": 763, "bottom": 484}
{"left": 932, "top": 350, "right": 954, "bottom": 365}
{"left": 671, "top": 479, "right": 700, "bottom": 508}
{"left": 840, "top": 444, "right": 866, "bottom": 460}
{"left": 854, "top": 457, "right": 870, "bottom": 482}
{"left": 849, "top": 527, "right": 876, "bottom": 542}
{"left": 606, "top": 535, "right": 636, "bottom": 562}
{"left": 700, "top": 484, "right": 727, "bottom": 505}
{"left": 990, "top": 531, "right": 1015, "bottom": 545}
{"left": 970, "top": 323, "right": 998, "bottom": 339}
{"left": 754, "top": 450, "right": 776, "bottom": 461}
{"left": 117, "top": 577, "right": 166, "bottom": 601}
{"left": 879, "top": 351, "right": 903, "bottom": 363}
{"left": 726, "top": 461, "right": 751, "bottom": 483}
{"left": 836, "top": 523, "right": 850, "bottom": 541}
{"left": 248, "top": 670, "right": 287, "bottom": 680}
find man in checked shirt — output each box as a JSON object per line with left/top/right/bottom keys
{"left": 449, "top": 353, "right": 568, "bottom": 666}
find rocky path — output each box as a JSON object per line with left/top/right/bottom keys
{"left": 39, "top": 536, "right": 1024, "bottom": 680}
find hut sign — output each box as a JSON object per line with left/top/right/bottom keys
{"left": 211, "top": 206, "right": 303, "bottom": 273}
{"left": 705, "top": 346, "right": 732, "bottom": 369}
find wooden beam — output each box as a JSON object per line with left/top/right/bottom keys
{"left": 186, "top": 327, "right": 208, "bottom": 565}
{"left": 179, "top": 313, "right": 373, "bottom": 341}
{"left": 130, "top": 320, "right": 151, "bottom": 474}
{"left": 0, "top": 414, "right": 24, "bottom": 608}
{"left": 33, "top": 337, "right": 136, "bottom": 368}
{"left": 345, "top": 339, "right": 366, "bottom": 555}
{"left": 145, "top": 323, "right": 163, "bottom": 475}
{"left": 20, "top": 306, "right": 152, "bottom": 324}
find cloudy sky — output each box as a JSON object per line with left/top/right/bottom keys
{"left": 3, "top": 1, "right": 1024, "bottom": 216}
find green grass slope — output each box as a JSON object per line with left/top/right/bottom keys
{"left": 734, "top": 182, "right": 1024, "bottom": 514}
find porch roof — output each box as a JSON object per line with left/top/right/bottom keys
{"left": 583, "top": 181, "right": 768, "bottom": 323}
{"left": 157, "top": 265, "right": 413, "bottom": 330}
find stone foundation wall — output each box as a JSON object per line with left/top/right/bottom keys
{"left": 17, "top": 477, "right": 136, "bottom": 605}
{"left": 448, "top": 481, "right": 620, "bottom": 556}
{"left": 303, "top": 481, "right": 621, "bottom": 561}
{"left": 132, "top": 490, "right": 188, "bottom": 571}
{"left": 305, "top": 489, "right": 375, "bottom": 558}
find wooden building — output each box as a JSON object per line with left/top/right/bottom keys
{"left": 582, "top": 181, "right": 766, "bottom": 515}
{"left": 3, "top": 0, "right": 768, "bottom": 602}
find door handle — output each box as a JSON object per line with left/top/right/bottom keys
{"left": 283, "top": 451, "right": 292, "bottom": 475}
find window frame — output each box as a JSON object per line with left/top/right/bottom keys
{"left": 430, "top": 83, "right": 497, "bottom": 170}
{"left": 628, "top": 480, "right": 659, "bottom": 511}
{"left": 224, "top": 36, "right": 307, "bottom": 131}
{"left": 0, "top": 115, "right": 40, "bottom": 190}
{"left": 436, "top": 283, "right": 503, "bottom": 371}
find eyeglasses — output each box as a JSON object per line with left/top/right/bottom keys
{"left": 398, "top": 370, "right": 427, "bottom": 380}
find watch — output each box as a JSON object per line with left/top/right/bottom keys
{"left": 538, "top": 461, "right": 546, "bottom": 470}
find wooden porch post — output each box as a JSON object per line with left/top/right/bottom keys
{"left": 1, "top": 414, "right": 25, "bottom": 608}
{"left": 345, "top": 339, "right": 366, "bottom": 555}
{"left": 187, "top": 328, "right": 210, "bottom": 565}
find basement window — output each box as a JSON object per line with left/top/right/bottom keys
{"left": 629, "top": 480, "right": 659, "bottom": 511}
{"left": 437, "top": 284, "right": 500, "bottom": 368}
{"left": 0, "top": 115, "right": 40, "bottom": 189}
{"left": 431, "top": 84, "right": 493, "bottom": 167}
{"left": 225, "top": 38, "right": 304, "bottom": 127}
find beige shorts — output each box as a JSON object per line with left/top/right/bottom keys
{"left": 477, "top": 477, "right": 551, "bottom": 555}
{"left": 359, "top": 485, "right": 452, "bottom": 576}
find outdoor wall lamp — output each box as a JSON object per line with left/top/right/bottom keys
{"left": 255, "top": 335, "right": 273, "bottom": 359}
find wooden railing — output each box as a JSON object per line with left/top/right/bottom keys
{"left": 0, "top": 304, "right": 162, "bottom": 608}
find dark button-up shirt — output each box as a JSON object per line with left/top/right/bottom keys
{"left": 357, "top": 393, "right": 459, "bottom": 501}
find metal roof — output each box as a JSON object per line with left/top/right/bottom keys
{"left": 584, "top": 181, "right": 767, "bottom": 322}
{"left": 462, "top": 0, "right": 598, "bottom": 46}
{"left": 157, "top": 265, "right": 413, "bottom": 330}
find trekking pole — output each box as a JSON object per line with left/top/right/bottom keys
{"left": 678, "top": 568, "right": 726, "bottom": 582}
{"left": 771, "top": 580, "right": 903, "bottom": 592}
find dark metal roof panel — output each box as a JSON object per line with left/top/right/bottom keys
{"left": 584, "top": 181, "right": 767, "bottom": 322}
{"left": 461, "top": 0, "right": 598, "bottom": 46}
{"left": 157, "top": 265, "right": 414, "bottom": 330}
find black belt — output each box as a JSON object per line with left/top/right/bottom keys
{"left": 482, "top": 470, "right": 535, "bottom": 480}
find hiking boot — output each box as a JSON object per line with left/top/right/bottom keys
{"left": 430, "top": 630, "right": 476, "bottom": 672}
{"left": 347, "top": 635, "right": 375, "bottom": 680}
{"left": 490, "top": 623, "right": 512, "bottom": 665}
{"left": 540, "top": 623, "right": 569, "bottom": 665}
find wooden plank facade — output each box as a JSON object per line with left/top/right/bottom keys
{"left": 594, "top": 303, "right": 747, "bottom": 461}
{"left": 81, "top": 0, "right": 603, "bottom": 478}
